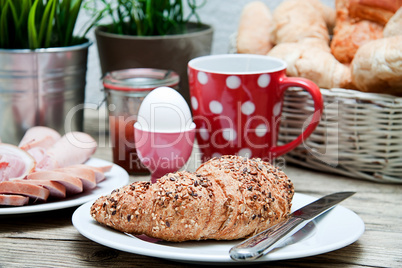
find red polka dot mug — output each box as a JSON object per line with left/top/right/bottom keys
{"left": 188, "top": 54, "right": 323, "bottom": 162}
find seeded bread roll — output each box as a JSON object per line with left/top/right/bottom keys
{"left": 196, "top": 155, "right": 294, "bottom": 240}
{"left": 90, "top": 155, "right": 294, "bottom": 242}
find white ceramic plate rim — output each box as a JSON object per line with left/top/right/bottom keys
{"left": 0, "top": 158, "right": 129, "bottom": 215}
{"left": 72, "top": 192, "right": 365, "bottom": 264}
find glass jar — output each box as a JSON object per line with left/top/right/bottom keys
{"left": 103, "top": 68, "right": 179, "bottom": 175}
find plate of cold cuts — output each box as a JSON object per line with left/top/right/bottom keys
{"left": 0, "top": 158, "right": 129, "bottom": 215}
{"left": 72, "top": 193, "right": 365, "bottom": 264}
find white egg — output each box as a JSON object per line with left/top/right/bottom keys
{"left": 136, "top": 87, "right": 193, "bottom": 132}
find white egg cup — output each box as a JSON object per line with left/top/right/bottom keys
{"left": 134, "top": 122, "right": 196, "bottom": 183}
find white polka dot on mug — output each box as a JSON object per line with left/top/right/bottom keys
{"left": 197, "top": 72, "right": 208, "bottom": 85}
{"left": 226, "top": 76, "right": 241, "bottom": 89}
{"left": 241, "top": 101, "right": 255, "bottom": 115}
{"left": 209, "top": 100, "right": 223, "bottom": 114}
{"left": 191, "top": 96, "right": 198, "bottom": 110}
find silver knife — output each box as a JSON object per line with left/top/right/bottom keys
{"left": 229, "top": 191, "right": 355, "bottom": 261}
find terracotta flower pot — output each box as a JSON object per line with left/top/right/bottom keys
{"left": 95, "top": 23, "right": 213, "bottom": 105}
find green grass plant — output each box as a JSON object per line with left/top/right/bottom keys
{"left": 0, "top": 0, "right": 86, "bottom": 49}
{"left": 84, "top": 0, "right": 206, "bottom": 36}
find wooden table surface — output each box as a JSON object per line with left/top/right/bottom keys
{"left": 1, "top": 115, "right": 401, "bottom": 267}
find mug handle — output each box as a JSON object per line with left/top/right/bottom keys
{"left": 270, "top": 77, "right": 324, "bottom": 157}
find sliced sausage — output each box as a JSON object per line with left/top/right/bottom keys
{"left": 94, "top": 165, "right": 113, "bottom": 173}
{"left": 54, "top": 167, "right": 96, "bottom": 190}
{"left": 70, "top": 164, "right": 113, "bottom": 183}
{"left": 0, "top": 194, "right": 29, "bottom": 206}
{"left": 27, "top": 171, "right": 83, "bottom": 195}
{"left": 18, "top": 180, "right": 66, "bottom": 199}
{"left": 0, "top": 181, "right": 49, "bottom": 201}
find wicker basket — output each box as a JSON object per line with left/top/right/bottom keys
{"left": 230, "top": 33, "right": 401, "bottom": 183}
{"left": 279, "top": 87, "right": 402, "bottom": 183}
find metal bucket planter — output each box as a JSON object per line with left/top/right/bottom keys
{"left": 95, "top": 23, "right": 213, "bottom": 106}
{"left": 0, "top": 42, "right": 91, "bottom": 145}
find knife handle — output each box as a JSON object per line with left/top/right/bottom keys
{"left": 229, "top": 216, "right": 306, "bottom": 261}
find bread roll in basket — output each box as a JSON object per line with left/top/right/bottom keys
{"left": 234, "top": 0, "right": 402, "bottom": 183}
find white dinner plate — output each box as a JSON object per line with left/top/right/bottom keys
{"left": 0, "top": 158, "right": 129, "bottom": 215}
{"left": 72, "top": 192, "right": 365, "bottom": 264}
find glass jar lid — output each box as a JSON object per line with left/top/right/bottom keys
{"left": 103, "top": 68, "right": 179, "bottom": 91}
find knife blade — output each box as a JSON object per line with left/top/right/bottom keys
{"left": 229, "top": 191, "right": 355, "bottom": 261}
